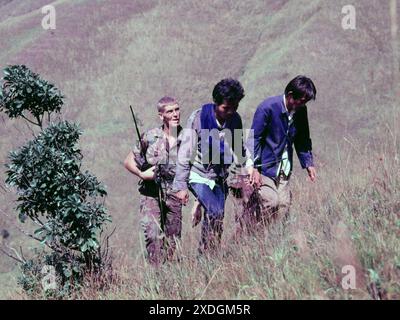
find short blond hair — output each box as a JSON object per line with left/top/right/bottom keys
{"left": 157, "top": 96, "right": 178, "bottom": 112}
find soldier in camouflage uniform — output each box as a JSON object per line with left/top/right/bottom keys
{"left": 172, "top": 79, "right": 261, "bottom": 253}
{"left": 124, "top": 96, "right": 183, "bottom": 265}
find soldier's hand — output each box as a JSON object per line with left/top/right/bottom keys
{"left": 175, "top": 190, "right": 189, "bottom": 205}
{"left": 140, "top": 166, "right": 156, "bottom": 181}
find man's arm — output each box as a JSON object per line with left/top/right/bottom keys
{"left": 248, "top": 104, "right": 270, "bottom": 169}
{"left": 232, "top": 114, "right": 261, "bottom": 187}
{"left": 124, "top": 132, "right": 155, "bottom": 181}
{"left": 172, "top": 110, "right": 199, "bottom": 203}
{"left": 294, "top": 106, "right": 316, "bottom": 181}
{"left": 124, "top": 151, "right": 155, "bottom": 181}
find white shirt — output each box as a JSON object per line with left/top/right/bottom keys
{"left": 277, "top": 95, "right": 295, "bottom": 177}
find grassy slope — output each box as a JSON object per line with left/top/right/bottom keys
{"left": 0, "top": 0, "right": 399, "bottom": 299}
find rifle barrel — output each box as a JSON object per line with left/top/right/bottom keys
{"left": 130, "top": 105, "right": 148, "bottom": 163}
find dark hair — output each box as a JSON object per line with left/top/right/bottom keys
{"left": 285, "top": 75, "right": 317, "bottom": 101}
{"left": 212, "top": 78, "right": 245, "bottom": 105}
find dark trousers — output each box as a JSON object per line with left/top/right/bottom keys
{"left": 190, "top": 181, "right": 228, "bottom": 253}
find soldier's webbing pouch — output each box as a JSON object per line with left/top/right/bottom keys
{"left": 138, "top": 180, "right": 159, "bottom": 197}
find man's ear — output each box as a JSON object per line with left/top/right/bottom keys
{"left": 158, "top": 112, "right": 163, "bottom": 121}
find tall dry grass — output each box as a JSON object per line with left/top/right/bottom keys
{"left": 9, "top": 109, "right": 400, "bottom": 300}
{"left": 67, "top": 107, "right": 399, "bottom": 300}
{"left": 1, "top": 0, "right": 399, "bottom": 299}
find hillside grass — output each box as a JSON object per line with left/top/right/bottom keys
{"left": 1, "top": 0, "right": 399, "bottom": 299}
{"left": 76, "top": 141, "right": 399, "bottom": 299}
{"left": 8, "top": 106, "right": 398, "bottom": 300}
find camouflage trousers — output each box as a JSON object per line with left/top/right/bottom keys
{"left": 230, "top": 174, "right": 292, "bottom": 235}
{"left": 139, "top": 192, "right": 182, "bottom": 265}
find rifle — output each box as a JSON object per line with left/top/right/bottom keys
{"left": 130, "top": 106, "right": 151, "bottom": 171}
{"left": 129, "top": 106, "right": 166, "bottom": 233}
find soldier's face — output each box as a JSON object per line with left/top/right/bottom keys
{"left": 159, "top": 104, "right": 180, "bottom": 127}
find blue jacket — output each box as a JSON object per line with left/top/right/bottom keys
{"left": 172, "top": 104, "right": 249, "bottom": 191}
{"left": 249, "top": 95, "right": 314, "bottom": 177}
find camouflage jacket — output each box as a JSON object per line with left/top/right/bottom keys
{"left": 132, "top": 125, "right": 182, "bottom": 196}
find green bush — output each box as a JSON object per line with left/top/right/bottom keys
{"left": 0, "top": 65, "right": 64, "bottom": 127}
{"left": 1, "top": 65, "right": 112, "bottom": 298}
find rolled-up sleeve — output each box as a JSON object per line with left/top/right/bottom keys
{"left": 131, "top": 132, "right": 148, "bottom": 166}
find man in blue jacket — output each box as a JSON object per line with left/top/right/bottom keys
{"left": 249, "top": 75, "right": 317, "bottom": 227}
{"left": 173, "top": 78, "right": 258, "bottom": 253}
